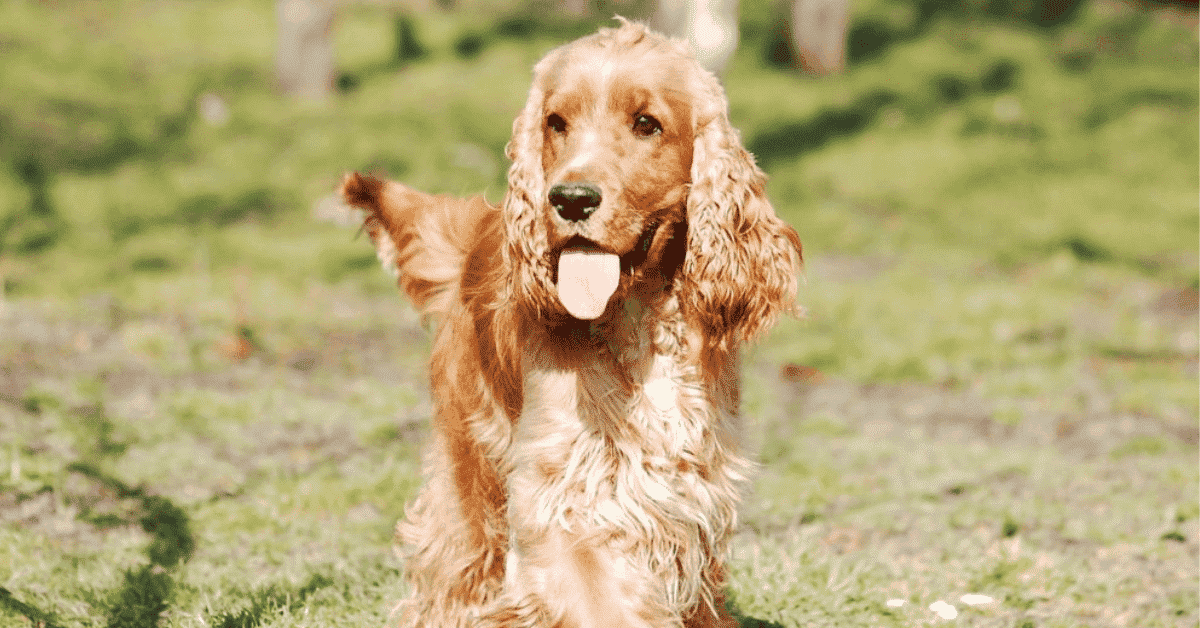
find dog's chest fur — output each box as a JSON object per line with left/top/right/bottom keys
{"left": 504, "top": 295, "right": 748, "bottom": 608}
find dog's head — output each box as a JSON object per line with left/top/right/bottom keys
{"left": 502, "top": 20, "right": 801, "bottom": 346}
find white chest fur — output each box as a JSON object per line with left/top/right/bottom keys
{"left": 511, "top": 302, "right": 745, "bottom": 545}
{"left": 503, "top": 308, "right": 749, "bottom": 618}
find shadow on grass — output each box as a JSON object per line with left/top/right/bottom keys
{"left": 1054, "top": 234, "right": 1169, "bottom": 275}
{"left": 210, "top": 574, "right": 334, "bottom": 628}
{"left": 0, "top": 461, "right": 196, "bottom": 627}
{"left": 66, "top": 463, "right": 195, "bottom": 628}
{"left": 104, "top": 566, "right": 174, "bottom": 628}
{"left": 759, "top": 0, "right": 1087, "bottom": 70}
{"left": 748, "top": 89, "right": 901, "bottom": 168}
{"left": 0, "top": 75, "right": 207, "bottom": 256}
{"left": 736, "top": 614, "right": 786, "bottom": 628}
{"left": 0, "top": 587, "right": 64, "bottom": 628}
{"left": 727, "top": 597, "right": 787, "bottom": 628}
{"left": 107, "top": 187, "right": 294, "bottom": 244}
{"left": 747, "top": 55, "right": 1025, "bottom": 168}
{"left": 67, "top": 463, "right": 195, "bottom": 568}
{"left": 1081, "top": 86, "right": 1199, "bottom": 129}
{"left": 337, "top": 9, "right": 606, "bottom": 91}
{"left": 70, "top": 403, "right": 129, "bottom": 458}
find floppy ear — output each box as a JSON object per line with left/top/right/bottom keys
{"left": 500, "top": 68, "right": 558, "bottom": 317}
{"left": 680, "top": 79, "right": 803, "bottom": 348}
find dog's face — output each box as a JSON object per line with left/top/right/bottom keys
{"left": 537, "top": 42, "right": 696, "bottom": 312}
{"left": 504, "top": 25, "right": 703, "bottom": 322}
{"left": 504, "top": 22, "right": 801, "bottom": 339}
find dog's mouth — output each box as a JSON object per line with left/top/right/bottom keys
{"left": 555, "top": 242, "right": 619, "bottom": 320}
{"left": 553, "top": 222, "right": 663, "bottom": 320}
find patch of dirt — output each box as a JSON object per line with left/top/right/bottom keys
{"left": 0, "top": 294, "right": 433, "bottom": 512}
{"left": 1153, "top": 285, "right": 1199, "bottom": 317}
{"left": 768, "top": 257, "right": 1199, "bottom": 457}
{"left": 0, "top": 297, "right": 432, "bottom": 401}
{"left": 761, "top": 367, "right": 1196, "bottom": 459}
{"left": 0, "top": 470, "right": 145, "bottom": 546}
{"left": 224, "top": 419, "right": 366, "bottom": 477}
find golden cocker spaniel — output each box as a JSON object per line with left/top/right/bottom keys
{"left": 342, "top": 19, "right": 802, "bottom": 628}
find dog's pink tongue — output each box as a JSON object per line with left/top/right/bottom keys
{"left": 556, "top": 247, "right": 620, "bottom": 320}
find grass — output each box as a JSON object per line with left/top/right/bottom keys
{"left": 0, "top": 0, "right": 1196, "bottom": 626}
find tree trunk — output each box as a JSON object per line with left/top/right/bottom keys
{"left": 652, "top": 0, "right": 741, "bottom": 77}
{"left": 790, "top": 0, "right": 849, "bottom": 75}
{"left": 276, "top": 0, "right": 336, "bottom": 100}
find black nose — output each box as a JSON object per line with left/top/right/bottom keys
{"left": 548, "top": 182, "right": 602, "bottom": 221}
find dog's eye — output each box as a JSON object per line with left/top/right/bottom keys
{"left": 547, "top": 113, "right": 568, "bottom": 134}
{"left": 632, "top": 114, "right": 662, "bottom": 137}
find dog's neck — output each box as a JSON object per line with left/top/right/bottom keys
{"left": 536, "top": 289, "right": 688, "bottom": 369}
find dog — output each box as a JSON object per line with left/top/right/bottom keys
{"left": 341, "top": 19, "right": 802, "bottom": 628}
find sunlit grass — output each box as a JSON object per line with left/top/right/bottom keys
{"left": 0, "top": 0, "right": 1196, "bottom": 626}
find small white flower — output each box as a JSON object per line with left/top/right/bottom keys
{"left": 886, "top": 599, "right": 906, "bottom": 608}
{"left": 929, "top": 600, "right": 958, "bottom": 620}
{"left": 992, "top": 96, "right": 1023, "bottom": 124}
{"left": 198, "top": 93, "right": 230, "bottom": 126}
{"left": 960, "top": 593, "right": 994, "bottom": 606}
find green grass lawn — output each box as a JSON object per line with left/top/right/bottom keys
{"left": 1, "top": 0, "right": 1196, "bottom": 626}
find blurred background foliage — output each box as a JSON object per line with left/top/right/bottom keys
{"left": 1, "top": 0, "right": 1195, "bottom": 387}
{"left": 0, "top": 0, "right": 1194, "bottom": 267}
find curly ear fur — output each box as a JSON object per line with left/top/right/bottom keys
{"left": 500, "top": 62, "right": 557, "bottom": 319}
{"left": 680, "top": 73, "right": 803, "bottom": 349}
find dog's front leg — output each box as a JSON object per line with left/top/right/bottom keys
{"left": 485, "top": 433, "right": 673, "bottom": 626}
{"left": 495, "top": 509, "right": 671, "bottom": 628}
{"left": 476, "top": 358, "right": 683, "bottom": 627}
